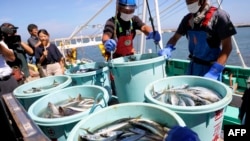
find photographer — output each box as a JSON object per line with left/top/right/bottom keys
{"left": 1, "top": 23, "right": 34, "bottom": 85}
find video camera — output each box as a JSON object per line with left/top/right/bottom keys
{"left": 0, "top": 26, "right": 21, "bottom": 45}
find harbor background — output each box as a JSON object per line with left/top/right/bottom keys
{"left": 77, "top": 27, "right": 250, "bottom": 67}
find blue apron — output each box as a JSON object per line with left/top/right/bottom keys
{"left": 186, "top": 30, "right": 221, "bottom": 77}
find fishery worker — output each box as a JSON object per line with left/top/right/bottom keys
{"left": 238, "top": 78, "right": 250, "bottom": 126}
{"left": 102, "top": 0, "right": 161, "bottom": 96}
{"left": 158, "top": 0, "right": 237, "bottom": 81}
{"left": 35, "top": 29, "right": 65, "bottom": 76}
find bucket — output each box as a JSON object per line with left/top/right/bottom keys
{"left": 108, "top": 53, "right": 166, "bottom": 103}
{"left": 28, "top": 85, "right": 109, "bottom": 141}
{"left": 144, "top": 75, "right": 232, "bottom": 141}
{"left": 13, "top": 75, "right": 72, "bottom": 110}
{"left": 64, "top": 62, "right": 111, "bottom": 96}
{"left": 67, "top": 102, "right": 186, "bottom": 141}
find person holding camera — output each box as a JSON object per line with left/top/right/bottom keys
{"left": 0, "top": 38, "right": 19, "bottom": 141}
{"left": 0, "top": 36, "right": 19, "bottom": 95}
{"left": 0, "top": 23, "right": 34, "bottom": 85}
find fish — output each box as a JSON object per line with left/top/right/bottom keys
{"left": 189, "top": 86, "right": 222, "bottom": 102}
{"left": 179, "top": 95, "right": 196, "bottom": 106}
{"left": 47, "top": 102, "right": 60, "bottom": 115}
{"left": 43, "top": 102, "right": 63, "bottom": 118}
{"left": 120, "top": 134, "right": 144, "bottom": 141}
{"left": 23, "top": 80, "right": 60, "bottom": 94}
{"left": 152, "top": 84, "right": 222, "bottom": 106}
{"left": 79, "top": 131, "right": 124, "bottom": 141}
{"left": 128, "top": 118, "right": 168, "bottom": 138}
{"left": 78, "top": 117, "right": 170, "bottom": 141}
{"left": 73, "top": 68, "right": 98, "bottom": 74}
{"left": 39, "top": 80, "right": 60, "bottom": 90}
{"left": 58, "top": 106, "right": 81, "bottom": 116}
{"left": 42, "top": 94, "right": 96, "bottom": 118}
{"left": 23, "top": 87, "right": 41, "bottom": 93}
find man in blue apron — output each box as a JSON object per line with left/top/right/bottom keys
{"left": 158, "top": 0, "right": 237, "bottom": 81}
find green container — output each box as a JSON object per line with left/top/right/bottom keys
{"left": 67, "top": 102, "right": 186, "bottom": 141}
{"left": 13, "top": 75, "right": 72, "bottom": 110}
{"left": 223, "top": 106, "right": 241, "bottom": 127}
{"left": 28, "top": 85, "right": 109, "bottom": 141}
{"left": 65, "top": 62, "right": 112, "bottom": 97}
{"left": 144, "top": 75, "right": 232, "bottom": 141}
{"left": 108, "top": 53, "right": 166, "bottom": 103}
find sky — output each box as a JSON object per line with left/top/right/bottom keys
{"left": 1, "top": 0, "right": 249, "bottom": 42}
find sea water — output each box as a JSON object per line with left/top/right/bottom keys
{"left": 77, "top": 27, "right": 250, "bottom": 67}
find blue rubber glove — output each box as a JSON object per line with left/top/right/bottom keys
{"left": 104, "top": 39, "right": 117, "bottom": 52}
{"left": 204, "top": 62, "right": 225, "bottom": 80}
{"left": 146, "top": 31, "right": 161, "bottom": 43}
{"left": 158, "top": 44, "right": 176, "bottom": 59}
{"left": 165, "top": 126, "right": 200, "bottom": 141}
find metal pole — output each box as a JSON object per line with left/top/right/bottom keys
{"left": 68, "top": 0, "right": 113, "bottom": 40}
{"left": 145, "top": 0, "right": 162, "bottom": 50}
{"left": 140, "top": 0, "right": 147, "bottom": 54}
{"left": 154, "top": 0, "right": 163, "bottom": 49}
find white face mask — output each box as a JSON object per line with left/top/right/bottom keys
{"left": 187, "top": 1, "right": 201, "bottom": 13}
{"left": 120, "top": 12, "right": 134, "bottom": 21}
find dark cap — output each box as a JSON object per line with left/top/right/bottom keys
{"left": 0, "top": 22, "right": 18, "bottom": 35}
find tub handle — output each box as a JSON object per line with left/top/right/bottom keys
{"left": 93, "top": 72, "right": 106, "bottom": 86}
{"left": 89, "top": 92, "right": 107, "bottom": 114}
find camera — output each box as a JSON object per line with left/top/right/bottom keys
{"left": 0, "top": 26, "right": 20, "bottom": 45}
{"left": 5, "top": 35, "right": 21, "bottom": 45}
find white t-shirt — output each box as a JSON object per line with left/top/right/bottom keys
{"left": 0, "top": 41, "right": 13, "bottom": 77}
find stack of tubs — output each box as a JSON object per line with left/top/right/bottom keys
{"left": 28, "top": 85, "right": 109, "bottom": 141}
{"left": 144, "top": 75, "right": 233, "bottom": 141}
{"left": 108, "top": 53, "right": 166, "bottom": 103}
{"left": 64, "top": 62, "right": 112, "bottom": 98}
{"left": 13, "top": 75, "right": 72, "bottom": 110}
{"left": 67, "top": 102, "right": 186, "bottom": 141}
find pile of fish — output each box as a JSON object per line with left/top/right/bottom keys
{"left": 71, "top": 66, "right": 105, "bottom": 74}
{"left": 23, "top": 80, "right": 60, "bottom": 93}
{"left": 41, "top": 94, "right": 96, "bottom": 118}
{"left": 72, "top": 68, "right": 99, "bottom": 74}
{"left": 79, "top": 116, "right": 170, "bottom": 141}
{"left": 151, "top": 84, "right": 223, "bottom": 106}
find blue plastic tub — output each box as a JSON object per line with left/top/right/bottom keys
{"left": 108, "top": 53, "right": 166, "bottom": 103}
{"left": 64, "top": 62, "right": 111, "bottom": 96}
{"left": 28, "top": 85, "right": 109, "bottom": 141}
{"left": 144, "top": 75, "right": 232, "bottom": 141}
{"left": 13, "top": 75, "right": 72, "bottom": 110}
{"left": 67, "top": 102, "right": 186, "bottom": 141}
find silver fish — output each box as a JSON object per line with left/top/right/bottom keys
{"left": 128, "top": 118, "right": 167, "bottom": 138}
{"left": 23, "top": 87, "right": 41, "bottom": 93}
{"left": 58, "top": 106, "right": 81, "bottom": 116}
{"left": 80, "top": 131, "right": 123, "bottom": 141}
{"left": 189, "top": 86, "right": 222, "bottom": 102}
{"left": 23, "top": 80, "right": 60, "bottom": 94}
